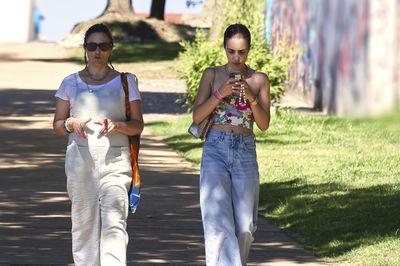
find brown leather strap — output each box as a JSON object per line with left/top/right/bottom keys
{"left": 121, "top": 73, "right": 131, "bottom": 121}
{"left": 120, "top": 72, "right": 140, "bottom": 187}
{"left": 121, "top": 73, "right": 140, "bottom": 157}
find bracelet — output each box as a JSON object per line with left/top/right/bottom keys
{"left": 63, "top": 118, "right": 73, "bottom": 134}
{"left": 215, "top": 89, "right": 223, "bottom": 99}
{"left": 66, "top": 118, "right": 74, "bottom": 132}
{"left": 250, "top": 98, "right": 258, "bottom": 106}
{"left": 213, "top": 91, "right": 222, "bottom": 101}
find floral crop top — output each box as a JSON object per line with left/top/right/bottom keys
{"left": 213, "top": 94, "right": 254, "bottom": 129}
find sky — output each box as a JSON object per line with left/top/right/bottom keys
{"left": 35, "top": 0, "right": 203, "bottom": 42}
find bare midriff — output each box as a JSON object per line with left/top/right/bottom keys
{"left": 212, "top": 124, "right": 253, "bottom": 134}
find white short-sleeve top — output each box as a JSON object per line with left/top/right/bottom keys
{"left": 55, "top": 72, "right": 141, "bottom": 113}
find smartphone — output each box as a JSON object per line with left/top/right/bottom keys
{"left": 229, "top": 71, "right": 242, "bottom": 84}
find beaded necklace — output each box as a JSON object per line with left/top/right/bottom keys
{"left": 84, "top": 68, "right": 111, "bottom": 93}
{"left": 224, "top": 64, "right": 248, "bottom": 106}
{"left": 85, "top": 67, "right": 110, "bottom": 82}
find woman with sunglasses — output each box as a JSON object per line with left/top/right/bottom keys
{"left": 53, "top": 23, "right": 143, "bottom": 266}
{"left": 193, "top": 24, "right": 270, "bottom": 265}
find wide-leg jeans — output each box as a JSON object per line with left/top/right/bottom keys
{"left": 200, "top": 129, "right": 259, "bottom": 266}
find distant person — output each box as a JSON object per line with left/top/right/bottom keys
{"left": 53, "top": 23, "right": 143, "bottom": 266}
{"left": 33, "top": 9, "right": 44, "bottom": 41}
{"left": 192, "top": 24, "right": 270, "bottom": 265}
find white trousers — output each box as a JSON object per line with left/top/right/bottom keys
{"left": 66, "top": 142, "right": 132, "bottom": 266}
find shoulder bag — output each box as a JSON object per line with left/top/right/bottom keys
{"left": 121, "top": 72, "right": 141, "bottom": 214}
{"left": 188, "top": 68, "right": 216, "bottom": 140}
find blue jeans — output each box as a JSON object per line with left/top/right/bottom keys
{"left": 200, "top": 129, "right": 259, "bottom": 266}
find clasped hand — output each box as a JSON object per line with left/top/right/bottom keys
{"left": 70, "top": 117, "right": 116, "bottom": 139}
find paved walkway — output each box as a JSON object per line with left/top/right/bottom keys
{"left": 0, "top": 42, "right": 325, "bottom": 265}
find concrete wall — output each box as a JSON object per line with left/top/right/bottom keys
{"left": 367, "top": 0, "right": 398, "bottom": 116}
{"left": 0, "top": 0, "right": 35, "bottom": 42}
{"left": 265, "top": 0, "right": 399, "bottom": 116}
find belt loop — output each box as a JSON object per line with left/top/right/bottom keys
{"left": 219, "top": 131, "right": 225, "bottom": 141}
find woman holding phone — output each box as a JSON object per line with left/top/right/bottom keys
{"left": 192, "top": 24, "right": 270, "bottom": 265}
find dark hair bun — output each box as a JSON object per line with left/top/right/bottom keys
{"left": 223, "top": 24, "right": 251, "bottom": 48}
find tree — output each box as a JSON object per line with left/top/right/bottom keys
{"left": 99, "top": 0, "right": 136, "bottom": 20}
{"left": 149, "top": 0, "right": 166, "bottom": 20}
{"left": 61, "top": 0, "right": 194, "bottom": 46}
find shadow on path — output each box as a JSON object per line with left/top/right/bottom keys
{"left": 0, "top": 89, "right": 188, "bottom": 117}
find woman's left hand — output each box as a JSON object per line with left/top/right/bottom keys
{"left": 95, "top": 118, "right": 117, "bottom": 136}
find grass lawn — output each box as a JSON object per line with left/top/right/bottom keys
{"left": 145, "top": 110, "right": 400, "bottom": 265}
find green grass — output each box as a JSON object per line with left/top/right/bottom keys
{"left": 145, "top": 115, "right": 204, "bottom": 166}
{"left": 68, "top": 42, "right": 183, "bottom": 63}
{"left": 66, "top": 42, "right": 183, "bottom": 79}
{"left": 145, "top": 110, "right": 400, "bottom": 265}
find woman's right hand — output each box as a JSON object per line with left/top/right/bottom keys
{"left": 216, "top": 78, "right": 242, "bottom": 98}
{"left": 68, "top": 117, "right": 92, "bottom": 139}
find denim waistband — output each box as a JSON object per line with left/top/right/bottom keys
{"left": 207, "top": 129, "right": 255, "bottom": 142}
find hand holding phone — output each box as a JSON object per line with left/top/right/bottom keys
{"left": 229, "top": 71, "right": 242, "bottom": 84}
{"left": 229, "top": 71, "right": 247, "bottom": 105}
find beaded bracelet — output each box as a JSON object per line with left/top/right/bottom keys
{"left": 63, "top": 118, "right": 73, "bottom": 134}
{"left": 213, "top": 91, "right": 222, "bottom": 101}
{"left": 250, "top": 98, "right": 258, "bottom": 106}
{"left": 215, "top": 89, "right": 223, "bottom": 99}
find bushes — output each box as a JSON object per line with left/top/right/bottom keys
{"left": 177, "top": 0, "right": 298, "bottom": 109}
{"left": 178, "top": 30, "right": 224, "bottom": 105}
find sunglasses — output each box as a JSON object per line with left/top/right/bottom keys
{"left": 85, "top": 42, "right": 113, "bottom": 52}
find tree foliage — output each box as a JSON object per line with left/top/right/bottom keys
{"left": 177, "top": 0, "right": 299, "bottom": 109}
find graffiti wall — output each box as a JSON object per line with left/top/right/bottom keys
{"left": 265, "top": 0, "right": 399, "bottom": 116}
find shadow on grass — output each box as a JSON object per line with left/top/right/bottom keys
{"left": 68, "top": 19, "right": 191, "bottom": 64}
{"left": 164, "top": 134, "right": 204, "bottom": 153}
{"left": 260, "top": 180, "right": 400, "bottom": 258}
{"left": 106, "top": 20, "right": 195, "bottom": 44}
{"left": 140, "top": 129, "right": 203, "bottom": 155}
{"left": 70, "top": 42, "right": 184, "bottom": 64}
{"left": 109, "top": 21, "right": 161, "bottom": 42}
{"left": 256, "top": 137, "right": 312, "bottom": 145}
{"left": 112, "top": 42, "right": 184, "bottom": 62}
{"left": 141, "top": 91, "right": 188, "bottom": 114}
{"left": 255, "top": 130, "right": 313, "bottom": 145}
{"left": 145, "top": 121, "right": 168, "bottom": 127}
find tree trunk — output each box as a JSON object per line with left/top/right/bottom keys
{"left": 101, "top": 0, "right": 135, "bottom": 17}
{"left": 150, "top": 0, "right": 166, "bottom": 20}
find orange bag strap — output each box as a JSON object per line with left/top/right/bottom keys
{"left": 120, "top": 72, "right": 140, "bottom": 187}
